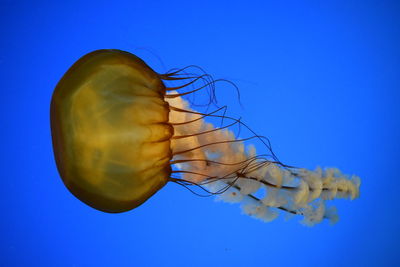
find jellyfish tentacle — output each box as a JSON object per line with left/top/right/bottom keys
{"left": 169, "top": 105, "right": 227, "bottom": 125}
{"left": 161, "top": 64, "right": 210, "bottom": 78}
{"left": 172, "top": 170, "right": 216, "bottom": 179}
{"left": 164, "top": 74, "right": 211, "bottom": 91}
{"left": 173, "top": 136, "right": 263, "bottom": 156}
{"left": 168, "top": 95, "right": 359, "bottom": 225}
{"left": 172, "top": 120, "right": 239, "bottom": 140}
{"left": 170, "top": 154, "right": 277, "bottom": 167}
{"left": 169, "top": 105, "right": 284, "bottom": 164}
{"left": 165, "top": 79, "right": 239, "bottom": 99}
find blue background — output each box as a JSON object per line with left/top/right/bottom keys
{"left": 1, "top": 1, "right": 399, "bottom": 266}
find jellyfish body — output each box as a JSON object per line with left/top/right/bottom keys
{"left": 50, "top": 50, "right": 173, "bottom": 213}
{"left": 51, "top": 49, "right": 360, "bottom": 225}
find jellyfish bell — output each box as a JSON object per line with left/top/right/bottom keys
{"left": 51, "top": 49, "right": 360, "bottom": 225}
{"left": 50, "top": 50, "right": 173, "bottom": 213}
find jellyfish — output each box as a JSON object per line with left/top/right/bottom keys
{"left": 50, "top": 49, "right": 360, "bottom": 226}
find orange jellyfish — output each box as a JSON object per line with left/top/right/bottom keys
{"left": 51, "top": 49, "right": 360, "bottom": 225}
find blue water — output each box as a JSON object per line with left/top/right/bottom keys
{"left": 1, "top": 1, "right": 399, "bottom": 266}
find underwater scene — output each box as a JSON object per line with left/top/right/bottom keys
{"left": 1, "top": 1, "right": 399, "bottom": 266}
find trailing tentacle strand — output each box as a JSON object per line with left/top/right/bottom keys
{"left": 167, "top": 94, "right": 360, "bottom": 226}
